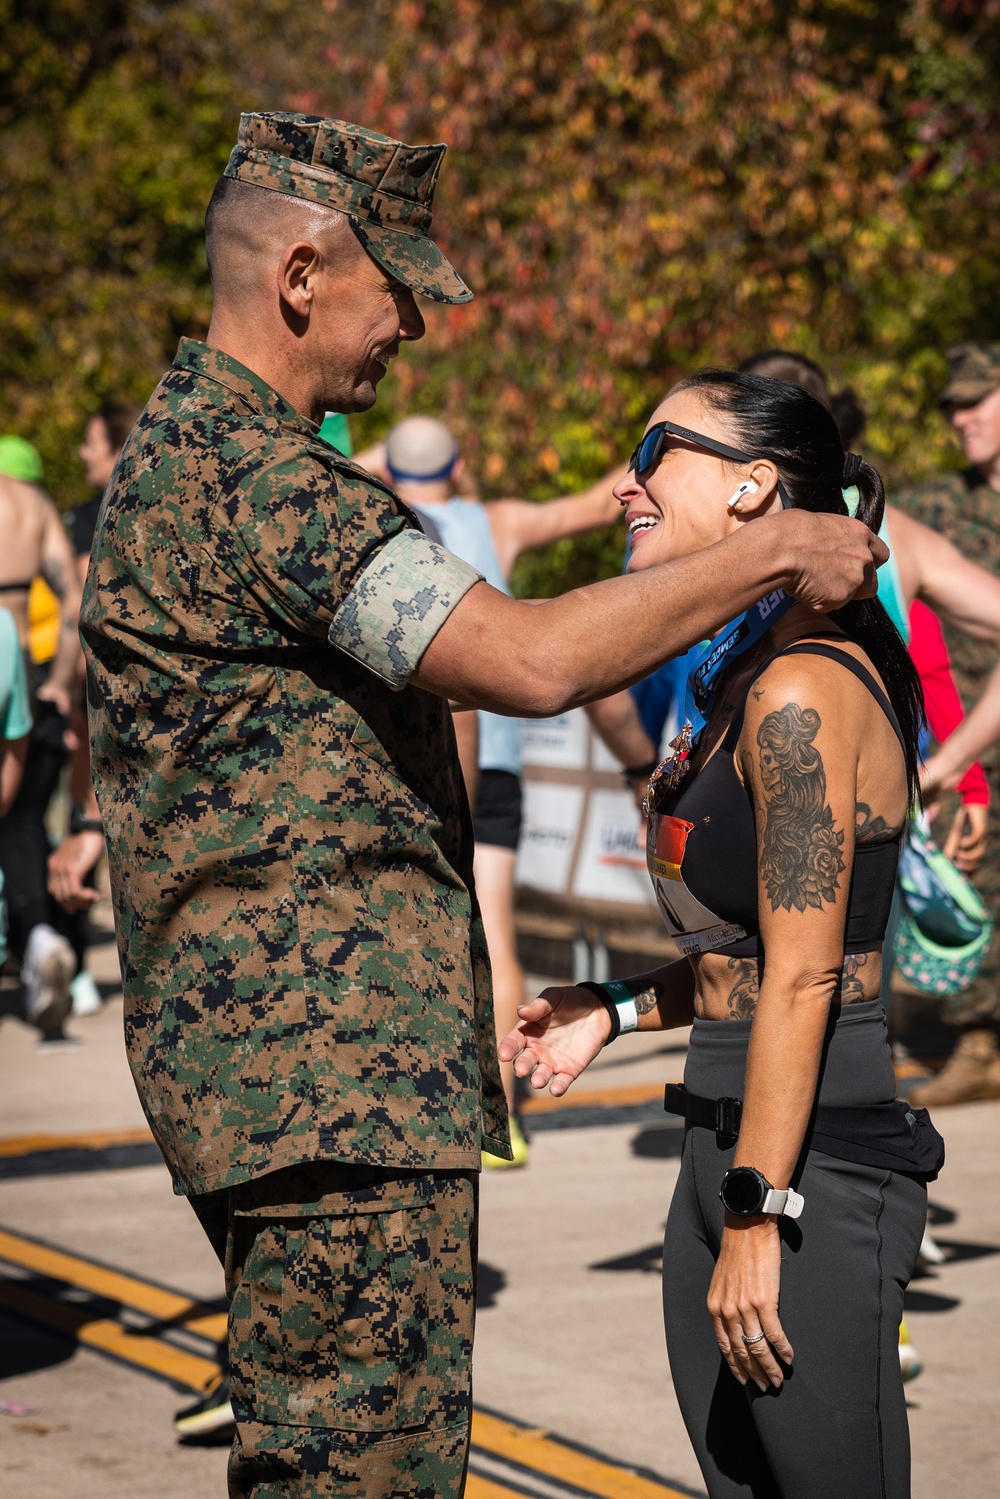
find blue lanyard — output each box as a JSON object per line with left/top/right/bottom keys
{"left": 682, "top": 589, "right": 793, "bottom": 738}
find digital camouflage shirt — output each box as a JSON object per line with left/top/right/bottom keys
{"left": 81, "top": 339, "right": 509, "bottom": 1196}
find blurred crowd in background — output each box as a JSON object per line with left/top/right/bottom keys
{"left": 3, "top": 339, "right": 1000, "bottom": 1137}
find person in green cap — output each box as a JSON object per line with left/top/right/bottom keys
{"left": 0, "top": 434, "right": 44, "bottom": 483}
{"left": 80, "top": 111, "right": 887, "bottom": 1498}
{"left": 896, "top": 345, "right": 1000, "bottom": 1106}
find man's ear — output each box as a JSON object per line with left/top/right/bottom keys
{"left": 277, "top": 240, "right": 322, "bottom": 318}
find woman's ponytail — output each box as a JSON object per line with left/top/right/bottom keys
{"left": 846, "top": 453, "right": 885, "bottom": 536}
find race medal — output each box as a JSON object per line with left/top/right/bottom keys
{"left": 643, "top": 721, "right": 694, "bottom": 816}
{"left": 645, "top": 812, "right": 748, "bottom": 956}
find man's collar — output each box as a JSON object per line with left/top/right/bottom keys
{"left": 173, "top": 338, "right": 319, "bottom": 437}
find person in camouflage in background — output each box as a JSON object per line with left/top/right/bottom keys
{"left": 897, "top": 345, "right": 1000, "bottom": 1108}
{"left": 80, "top": 112, "right": 887, "bottom": 1498}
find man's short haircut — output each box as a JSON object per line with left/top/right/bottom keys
{"left": 204, "top": 174, "right": 354, "bottom": 299}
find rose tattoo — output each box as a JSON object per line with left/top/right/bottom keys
{"left": 756, "top": 702, "right": 845, "bottom": 913}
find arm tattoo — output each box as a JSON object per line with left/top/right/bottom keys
{"left": 724, "top": 957, "right": 760, "bottom": 1020}
{"left": 42, "top": 555, "right": 68, "bottom": 601}
{"left": 840, "top": 952, "right": 869, "bottom": 1005}
{"left": 855, "top": 802, "right": 894, "bottom": 844}
{"left": 756, "top": 702, "right": 845, "bottom": 913}
{"left": 630, "top": 985, "right": 660, "bottom": 1016}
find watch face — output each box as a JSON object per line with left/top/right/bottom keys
{"left": 721, "top": 1167, "right": 765, "bottom": 1216}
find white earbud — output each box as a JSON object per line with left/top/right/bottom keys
{"left": 727, "top": 481, "right": 758, "bottom": 512}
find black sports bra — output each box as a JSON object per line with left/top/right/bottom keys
{"left": 646, "top": 641, "right": 905, "bottom": 958}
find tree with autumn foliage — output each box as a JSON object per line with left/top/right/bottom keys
{"left": 2, "top": 0, "right": 999, "bottom": 593}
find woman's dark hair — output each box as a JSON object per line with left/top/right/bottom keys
{"left": 677, "top": 367, "right": 923, "bottom": 807}
{"left": 94, "top": 401, "right": 142, "bottom": 458}
{"left": 737, "top": 349, "right": 869, "bottom": 448}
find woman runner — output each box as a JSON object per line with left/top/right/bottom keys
{"left": 500, "top": 370, "right": 934, "bottom": 1499}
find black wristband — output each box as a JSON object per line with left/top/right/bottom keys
{"left": 621, "top": 759, "right": 659, "bottom": 788}
{"left": 577, "top": 980, "right": 620, "bottom": 1043}
{"left": 69, "top": 803, "right": 104, "bottom": 837}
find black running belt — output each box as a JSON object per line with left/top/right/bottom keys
{"left": 663, "top": 1083, "right": 944, "bottom": 1181}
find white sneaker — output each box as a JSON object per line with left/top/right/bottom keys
{"left": 899, "top": 1319, "right": 923, "bottom": 1383}
{"left": 71, "top": 970, "right": 103, "bottom": 1016}
{"left": 916, "top": 1229, "right": 946, "bottom": 1269}
{"left": 21, "top": 925, "right": 75, "bottom": 1032}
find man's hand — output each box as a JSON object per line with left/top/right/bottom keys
{"left": 779, "top": 511, "right": 888, "bottom": 613}
{"left": 48, "top": 831, "right": 104, "bottom": 913}
{"left": 36, "top": 680, "right": 73, "bottom": 721}
{"left": 942, "top": 803, "right": 989, "bottom": 874}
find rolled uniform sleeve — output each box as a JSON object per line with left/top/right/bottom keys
{"left": 329, "top": 529, "right": 482, "bottom": 688}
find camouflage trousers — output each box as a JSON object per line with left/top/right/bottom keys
{"left": 192, "top": 1163, "right": 478, "bottom": 1499}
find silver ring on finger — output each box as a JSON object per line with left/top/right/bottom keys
{"left": 741, "top": 1330, "right": 767, "bottom": 1346}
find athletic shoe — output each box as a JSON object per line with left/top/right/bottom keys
{"left": 909, "top": 1028, "right": 1000, "bottom": 1107}
{"left": 71, "top": 970, "right": 103, "bottom": 1016}
{"left": 898, "top": 1319, "right": 922, "bottom": 1383}
{"left": 174, "top": 1377, "right": 236, "bottom": 1445}
{"left": 482, "top": 1115, "right": 530, "bottom": 1170}
{"left": 916, "top": 1230, "right": 946, "bottom": 1270}
{"left": 21, "top": 924, "right": 75, "bottom": 1032}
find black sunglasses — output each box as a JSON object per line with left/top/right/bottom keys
{"left": 627, "top": 419, "right": 791, "bottom": 509}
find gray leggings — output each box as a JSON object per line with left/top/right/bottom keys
{"left": 662, "top": 1003, "right": 926, "bottom": 1499}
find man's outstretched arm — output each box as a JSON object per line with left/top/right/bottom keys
{"left": 486, "top": 462, "right": 628, "bottom": 576}
{"left": 414, "top": 510, "right": 885, "bottom": 714}
{"left": 891, "top": 506, "right": 1000, "bottom": 796}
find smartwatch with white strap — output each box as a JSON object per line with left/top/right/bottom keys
{"left": 720, "top": 1166, "right": 804, "bottom": 1219}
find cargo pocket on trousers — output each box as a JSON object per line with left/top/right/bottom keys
{"left": 238, "top": 1205, "right": 441, "bottom": 1432}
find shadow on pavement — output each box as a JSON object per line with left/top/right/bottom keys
{"left": 590, "top": 1240, "right": 663, "bottom": 1275}
{"left": 903, "top": 1289, "right": 961, "bottom": 1313}
{"left": 477, "top": 1261, "right": 506, "bottom": 1310}
{"left": 0, "top": 1308, "right": 74, "bottom": 1380}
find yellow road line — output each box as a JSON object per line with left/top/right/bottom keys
{"left": 1, "top": 1225, "right": 689, "bottom": 1498}
{"left": 0, "top": 1127, "right": 155, "bottom": 1158}
{"left": 0, "top": 1228, "right": 225, "bottom": 1341}
{"left": 472, "top": 1410, "right": 691, "bottom": 1499}
{"left": 0, "top": 1281, "right": 217, "bottom": 1391}
{"left": 466, "top": 1476, "right": 531, "bottom": 1499}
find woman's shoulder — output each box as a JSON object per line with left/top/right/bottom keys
{"left": 737, "top": 637, "right": 891, "bottom": 744}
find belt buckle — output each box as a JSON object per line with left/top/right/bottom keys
{"left": 715, "top": 1096, "right": 741, "bottom": 1139}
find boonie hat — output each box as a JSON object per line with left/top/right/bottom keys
{"left": 940, "top": 344, "right": 1000, "bottom": 407}
{"left": 223, "top": 113, "right": 472, "bottom": 306}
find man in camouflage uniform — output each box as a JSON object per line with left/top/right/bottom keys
{"left": 898, "top": 345, "right": 1000, "bottom": 1107}
{"left": 80, "top": 112, "right": 886, "bottom": 1497}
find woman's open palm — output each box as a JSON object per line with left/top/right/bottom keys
{"left": 498, "top": 986, "right": 611, "bottom": 1097}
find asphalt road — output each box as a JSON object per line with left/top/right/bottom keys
{"left": 1, "top": 907, "right": 998, "bottom": 1498}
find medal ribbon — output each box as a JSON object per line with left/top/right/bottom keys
{"left": 683, "top": 589, "right": 794, "bottom": 738}
{"left": 643, "top": 589, "right": 794, "bottom": 814}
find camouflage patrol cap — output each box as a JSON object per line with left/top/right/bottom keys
{"left": 940, "top": 344, "right": 1000, "bottom": 407}
{"left": 224, "top": 113, "right": 473, "bottom": 306}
